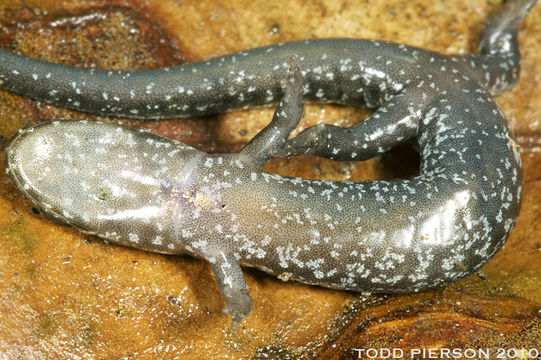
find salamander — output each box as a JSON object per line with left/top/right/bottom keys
{"left": 2, "top": 0, "right": 537, "bottom": 329}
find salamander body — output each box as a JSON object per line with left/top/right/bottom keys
{"left": 2, "top": 0, "right": 537, "bottom": 328}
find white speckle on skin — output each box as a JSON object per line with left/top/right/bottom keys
{"left": 2, "top": 5, "right": 527, "bottom": 314}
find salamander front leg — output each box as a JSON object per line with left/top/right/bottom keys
{"left": 207, "top": 59, "right": 303, "bottom": 329}
{"left": 273, "top": 93, "right": 420, "bottom": 161}
{"left": 209, "top": 252, "right": 253, "bottom": 330}
{"left": 239, "top": 57, "right": 304, "bottom": 166}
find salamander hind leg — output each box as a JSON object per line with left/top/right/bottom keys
{"left": 273, "top": 92, "right": 420, "bottom": 161}
{"left": 458, "top": 0, "right": 540, "bottom": 94}
{"left": 208, "top": 252, "right": 253, "bottom": 330}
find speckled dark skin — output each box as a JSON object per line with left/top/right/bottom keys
{"left": 2, "top": 0, "right": 537, "bottom": 329}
